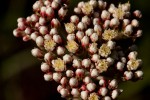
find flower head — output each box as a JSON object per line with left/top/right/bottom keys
{"left": 52, "top": 58, "right": 66, "bottom": 72}
{"left": 99, "top": 44, "right": 111, "bottom": 57}
{"left": 102, "top": 29, "right": 118, "bottom": 40}
{"left": 96, "top": 59, "right": 109, "bottom": 73}
{"left": 65, "top": 23, "right": 76, "bottom": 34}
{"left": 44, "top": 39, "right": 56, "bottom": 51}
{"left": 88, "top": 93, "right": 99, "bottom": 100}
{"left": 66, "top": 40, "right": 79, "bottom": 53}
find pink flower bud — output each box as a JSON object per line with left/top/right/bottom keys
{"left": 53, "top": 34, "right": 62, "bottom": 44}
{"left": 36, "top": 36, "right": 44, "bottom": 47}
{"left": 31, "top": 48, "right": 43, "bottom": 58}
{"left": 60, "top": 77, "right": 68, "bottom": 86}
{"left": 124, "top": 71, "right": 133, "bottom": 80}
{"left": 67, "top": 34, "right": 75, "bottom": 41}
{"left": 136, "top": 30, "right": 142, "bottom": 37}
{"left": 69, "top": 77, "right": 78, "bottom": 87}
{"left": 77, "top": 22, "right": 86, "bottom": 30}
{"left": 94, "top": 24, "right": 102, "bottom": 35}
{"left": 85, "top": 28, "right": 93, "bottom": 36}
{"left": 31, "top": 14, "right": 39, "bottom": 22}
{"left": 46, "top": 7, "right": 54, "bottom": 18}
{"left": 86, "top": 83, "right": 96, "bottom": 92}
{"left": 41, "top": 62, "right": 50, "bottom": 72}
{"left": 109, "top": 79, "right": 118, "bottom": 89}
{"left": 110, "top": 18, "right": 120, "bottom": 28}
{"left": 53, "top": 72, "right": 62, "bottom": 82}
{"left": 74, "top": 7, "right": 82, "bottom": 14}
{"left": 103, "top": 20, "right": 110, "bottom": 29}
{"left": 111, "top": 89, "right": 119, "bottom": 99}
{"left": 51, "top": 18, "right": 60, "bottom": 28}
{"left": 134, "top": 70, "right": 143, "bottom": 79}
{"left": 82, "top": 59, "right": 91, "bottom": 68}
{"left": 101, "top": 10, "right": 110, "bottom": 20}
{"left": 30, "top": 31, "right": 38, "bottom": 41}
{"left": 25, "top": 27, "right": 32, "bottom": 35}
{"left": 76, "top": 31, "right": 84, "bottom": 40}
{"left": 70, "top": 15, "right": 79, "bottom": 24}
{"left": 51, "top": 1, "right": 59, "bottom": 9}
{"left": 73, "top": 59, "right": 81, "bottom": 68}
{"left": 39, "top": 26, "right": 48, "bottom": 35}
{"left": 103, "top": 96, "right": 111, "bottom": 100}
{"left": 91, "top": 54, "right": 100, "bottom": 62}
{"left": 99, "top": 87, "right": 108, "bottom": 96}
{"left": 131, "top": 19, "right": 139, "bottom": 27}
{"left": 57, "top": 46, "right": 65, "bottom": 55}
{"left": 44, "top": 52, "right": 53, "bottom": 63}
{"left": 60, "top": 88, "right": 69, "bottom": 98}
{"left": 63, "top": 54, "right": 72, "bottom": 63}
{"left": 75, "top": 69, "right": 84, "bottom": 77}
{"left": 133, "top": 10, "right": 142, "bottom": 18}
{"left": 116, "top": 62, "right": 125, "bottom": 71}
{"left": 40, "top": 6, "right": 47, "bottom": 17}
{"left": 90, "top": 69, "right": 99, "bottom": 77}
{"left": 128, "top": 51, "right": 138, "bottom": 60}
{"left": 81, "top": 91, "right": 88, "bottom": 100}
{"left": 58, "top": 6, "right": 68, "bottom": 19}
{"left": 81, "top": 16, "right": 91, "bottom": 25}
{"left": 81, "top": 36, "right": 89, "bottom": 47}
{"left": 57, "top": 85, "right": 63, "bottom": 92}
{"left": 71, "top": 88, "right": 80, "bottom": 97}
{"left": 50, "top": 28, "right": 58, "bottom": 35}
{"left": 66, "top": 70, "right": 74, "bottom": 77}
{"left": 44, "top": 72, "right": 53, "bottom": 81}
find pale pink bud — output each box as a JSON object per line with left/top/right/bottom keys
{"left": 91, "top": 54, "right": 100, "bottom": 62}
{"left": 99, "top": 87, "right": 108, "bottom": 96}
{"left": 35, "top": 22, "right": 40, "bottom": 28}
{"left": 71, "top": 88, "right": 80, "bottom": 97}
{"left": 67, "top": 34, "right": 75, "bottom": 41}
{"left": 107, "top": 40, "right": 116, "bottom": 49}
{"left": 103, "top": 20, "right": 110, "bottom": 29}
{"left": 133, "top": 10, "right": 142, "bottom": 18}
{"left": 73, "top": 59, "right": 81, "bottom": 68}
{"left": 99, "top": 78, "right": 106, "bottom": 86}
{"left": 63, "top": 54, "right": 72, "bottom": 63}
{"left": 82, "top": 58, "right": 91, "bottom": 68}
{"left": 106, "top": 57, "right": 114, "bottom": 65}
{"left": 90, "top": 33, "right": 99, "bottom": 42}
{"left": 110, "top": 18, "right": 120, "bottom": 27}
{"left": 121, "top": 57, "right": 126, "bottom": 63}
{"left": 83, "top": 76, "right": 92, "bottom": 84}
{"left": 134, "top": 70, "right": 143, "bottom": 79}
{"left": 36, "top": 36, "right": 44, "bottom": 47}
{"left": 103, "top": 96, "right": 111, "bottom": 100}
{"left": 51, "top": 1, "right": 59, "bottom": 9}
{"left": 41, "top": 62, "right": 50, "bottom": 72}
{"left": 128, "top": 51, "right": 138, "bottom": 60}
{"left": 136, "top": 30, "right": 142, "bottom": 37}
{"left": 94, "top": 24, "right": 102, "bottom": 35}
{"left": 44, "top": 34, "right": 52, "bottom": 40}
{"left": 76, "top": 31, "right": 84, "bottom": 40}
{"left": 109, "top": 79, "right": 118, "bottom": 89}
{"left": 123, "top": 19, "right": 130, "bottom": 27}
{"left": 53, "top": 34, "right": 62, "bottom": 43}
{"left": 81, "top": 91, "right": 88, "bottom": 100}
{"left": 60, "top": 77, "right": 68, "bottom": 85}
{"left": 39, "top": 26, "right": 48, "bottom": 35}
{"left": 81, "top": 16, "right": 91, "bottom": 25}
{"left": 116, "top": 62, "right": 125, "bottom": 71}
{"left": 131, "top": 19, "right": 139, "bottom": 27}
{"left": 44, "top": 0, "right": 51, "bottom": 6}
{"left": 23, "top": 35, "right": 30, "bottom": 41}
{"left": 86, "top": 83, "right": 96, "bottom": 92}
{"left": 44, "top": 52, "right": 52, "bottom": 63}
{"left": 13, "top": 29, "right": 22, "bottom": 37}
{"left": 93, "top": 18, "right": 100, "bottom": 25}
{"left": 89, "top": 0, "right": 97, "bottom": 7}
{"left": 25, "top": 27, "right": 32, "bottom": 35}
{"left": 50, "top": 28, "right": 58, "bottom": 35}
{"left": 81, "top": 36, "right": 89, "bottom": 47}
{"left": 74, "top": 7, "right": 82, "bottom": 14}
{"left": 58, "top": 6, "right": 68, "bottom": 19}
{"left": 40, "top": 6, "right": 46, "bottom": 17}
{"left": 31, "top": 14, "right": 39, "bottom": 22}
{"left": 125, "top": 25, "right": 133, "bottom": 35}
{"left": 91, "top": 69, "right": 99, "bottom": 77}
{"left": 78, "top": 1, "right": 84, "bottom": 8}
{"left": 111, "top": 89, "right": 119, "bottom": 99}
{"left": 77, "top": 22, "right": 86, "bottom": 30}
{"left": 75, "top": 69, "right": 84, "bottom": 77}
{"left": 101, "top": 10, "right": 110, "bottom": 20}
{"left": 51, "top": 18, "right": 60, "bottom": 28}
{"left": 60, "top": 88, "right": 69, "bottom": 98}
{"left": 70, "top": 15, "right": 79, "bottom": 24}
{"left": 30, "top": 31, "right": 38, "bottom": 41}
{"left": 66, "top": 70, "right": 74, "bottom": 77}
{"left": 85, "top": 28, "right": 93, "bottom": 36}
{"left": 31, "top": 48, "right": 43, "bottom": 58}
{"left": 17, "top": 17, "right": 25, "bottom": 23}
{"left": 69, "top": 77, "right": 78, "bottom": 87}
{"left": 124, "top": 71, "right": 133, "bottom": 80}
{"left": 53, "top": 72, "right": 62, "bottom": 82}
{"left": 39, "top": 17, "right": 46, "bottom": 25}
{"left": 44, "top": 72, "right": 53, "bottom": 81}
{"left": 26, "top": 16, "right": 32, "bottom": 23}
{"left": 57, "top": 46, "right": 65, "bottom": 55}
{"left": 18, "top": 21, "right": 26, "bottom": 30}
{"left": 33, "top": 1, "right": 42, "bottom": 11}
{"left": 57, "top": 85, "right": 63, "bottom": 92}
{"left": 46, "top": 7, "right": 54, "bottom": 18}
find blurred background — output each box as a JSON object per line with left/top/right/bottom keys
{"left": 0, "top": 0, "right": 150, "bottom": 100}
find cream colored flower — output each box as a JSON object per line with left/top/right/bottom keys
{"left": 66, "top": 40, "right": 79, "bottom": 53}
{"left": 113, "top": 4, "right": 125, "bottom": 19}
{"left": 65, "top": 23, "right": 76, "bottom": 34}
{"left": 127, "top": 59, "right": 142, "bottom": 70}
{"left": 102, "top": 29, "right": 118, "bottom": 40}
{"left": 82, "top": 2, "right": 93, "bottom": 15}
{"left": 99, "top": 44, "right": 111, "bottom": 57}
{"left": 52, "top": 58, "right": 66, "bottom": 72}
{"left": 96, "top": 59, "right": 109, "bottom": 73}
{"left": 88, "top": 93, "right": 99, "bottom": 100}
{"left": 44, "top": 39, "right": 56, "bottom": 51}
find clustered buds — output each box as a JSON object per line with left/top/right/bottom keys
{"left": 13, "top": 0, "right": 143, "bottom": 100}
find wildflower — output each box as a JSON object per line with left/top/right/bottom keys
{"left": 99, "top": 44, "right": 111, "bottom": 57}
{"left": 52, "top": 58, "right": 66, "bottom": 72}
{"left": 88, "top": 93, "right": 99, "bottom": 100}
{"left": 82, "top": 2, "right": 93, "bottom": 15}
{"left": 102, "top": 29, "right": 118, "bottom": 40}
{"left": 66, "top": 40, "right": 79, "bottom": 53}
{"left": 96, "top": 59, "right": 109, "bottom": 73}
{"left": 44, "top": 39, "right": 56, "bottom": 51}
{"left": 65, "top": 23, "right": 76, "bottom": 34}
{"left": 127, "top": 59, "right": 142, "bottom": 71}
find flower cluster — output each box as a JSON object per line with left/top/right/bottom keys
{"left": 13, "top": 0, "right": 143, "bottom": 100}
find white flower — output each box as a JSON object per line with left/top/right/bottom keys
{"left": 44, "top": 39, "right": 56, "bottom": 51}
{"left": 66, "top": 40, "right": 79, "bottom": 53}
{"left": 99, "top": 44, "right": 111, "bottom": 57}
{"left": 127, "top": 59, "right": 142, "bottom": 70}
{"left": 52, "top": 58, "right": 66, "bottom": 72}
{"left": 81, "top": 2, "right": 93, "bottom": 15}
{"left": 88, "top": 93, "right": 99, "bottom": 100}
{"left": 96, "top": 59, "right": 109, "bottom": 73}
{"left": 65, "top": 23, "right": 76, "bottom": 34}
{"left": 102, "top": 29, "right": 118, "bottom": 41}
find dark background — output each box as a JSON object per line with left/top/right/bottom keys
{"left": 0, "top": 0, "right": 150, "bottom": 100}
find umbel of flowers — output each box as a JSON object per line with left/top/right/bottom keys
{"left": 13, "top": 0, "right": 143, "bottom": 100}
